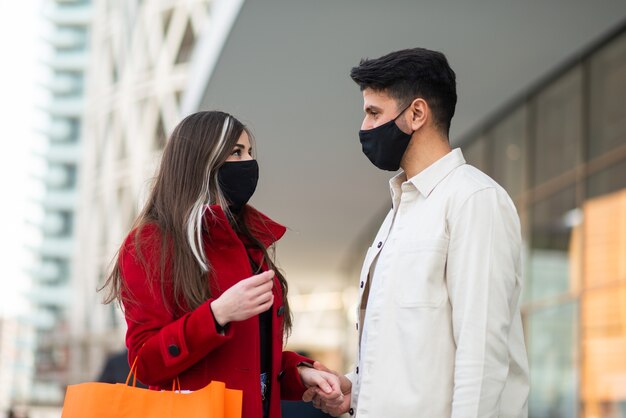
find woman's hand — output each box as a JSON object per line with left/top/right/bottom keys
{"left": 210, "top": 270, "right": 275, "bottom": 326}
{"left": 298, "top": 365, "right": 342, "bottom": 397}
{"left": 302, "top": 362, "right": 352, "bottom": 417}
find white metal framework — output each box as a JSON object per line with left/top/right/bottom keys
{"left": 70, "top": 0, "right": 212, "bottom": 385}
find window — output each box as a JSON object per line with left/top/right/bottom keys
{"left": 527, "top": 302, "right": 578, "bottom": 418}
{"left": 529, "top": 186, "right": 579, "bottom": 301}
{"left": 532, "top": 67, "right": 583, "bottom": 186}
{"left": 489, "top": 105, "right": 527, "bottom": 198}
{"left": 589, "top": 31, "right": 626, "bottom": 160}
{"left": 462, "top": 135, "right": 488, "bottom": 173}
{"left": 587, "top": 159, "right": 626, "bottom": 199}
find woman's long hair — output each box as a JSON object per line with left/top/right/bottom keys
{"left": 100, "top": 111, "right": 292, "bottom": 335}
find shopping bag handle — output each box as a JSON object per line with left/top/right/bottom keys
{"left": 125, "top": 356, "right": 139, "bottom": 387}
{"left": 125, "top": 355, "right": 181, "bottom": 391}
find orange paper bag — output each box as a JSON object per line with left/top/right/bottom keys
{"left": 61, "top": 376, "right": 242, "bottom": 418}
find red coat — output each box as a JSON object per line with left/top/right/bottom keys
{"left": 120, "top": 205, "right": 311, "bottom": 418}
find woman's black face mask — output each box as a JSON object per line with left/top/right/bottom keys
{"left": 358, "top": 104, "right": 414, "bottom": 171}
{"left": 218, "top": 160, "right": 259, "bottom": 213}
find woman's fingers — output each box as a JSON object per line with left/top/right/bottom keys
{"left": 246, "top": 270, "right": 274, "bottom": 287}
{"left": 254, "top": 294, "right": 274, "bottom": 313}
{"left": 243, "top": 290, "right": 273, "bottom": 316}
{"left": 250, "top": 286, "right": 274, "bottom": 305}
{"left": 306, "top": 370, "right": 342, "bottom": 398}
{"left": 213, "top": 270, "right": 277, "bottom": 323}
{"left": 315, "top": 377, "right": 333, "bottom": 394}
{"left": 244, "top": 271, "right": 274, "bottom": 297}
{"left": 323, "top": 373, "right": 341, "bottom": 395}
{"left": 248, "top": 281, "right": 274, "bottom": 300}
{"left": 311, "top": 367, "right": 342, "bottom": 396}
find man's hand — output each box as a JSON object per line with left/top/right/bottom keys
{"left": 302, "top": 362, "right": 352, "bottom": 417}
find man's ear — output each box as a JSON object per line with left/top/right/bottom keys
{"left": 409, "top": 98, "right": 428, "bottom": 131}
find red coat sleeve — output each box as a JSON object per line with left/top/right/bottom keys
{"left": 120, "top": 225, "right": 233, "bottom": 387}
{"left": 279, "top": 351, "right": 314, "bottom": 400}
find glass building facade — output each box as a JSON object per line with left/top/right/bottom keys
{"left": 461, "top": 25, "right": 626, "bottom": 418}
{"left": 30, "top": 0, "right": 91, "bottom": 405}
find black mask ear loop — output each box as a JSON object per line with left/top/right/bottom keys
{"left": 394, "top": 102, "right": 413, "bottom": 122}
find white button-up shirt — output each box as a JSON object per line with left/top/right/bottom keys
{"left": 349, "top": 148, "right": 529, "bottom": 418}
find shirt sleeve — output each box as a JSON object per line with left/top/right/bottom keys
{"left": 446, "top": 187, "right": 522, "bottom": 418}
{"left": 345, "top": 371, "right": 356, "bottom": 387}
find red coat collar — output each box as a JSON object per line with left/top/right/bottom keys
{"left": 202, "top": 205, "right": 286, "bottom": 248}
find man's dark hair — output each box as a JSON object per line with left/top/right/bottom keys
{"left": 350, "top": 48, "right": 457, "bottom": 136}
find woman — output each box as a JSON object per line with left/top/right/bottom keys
{"left": 101, "top": 111, "right": 342, "bottom": 417}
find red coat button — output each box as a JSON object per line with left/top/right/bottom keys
{"left": 168, "top": 344, "right": 180, "bottom": 357}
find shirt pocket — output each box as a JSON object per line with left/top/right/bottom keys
{"left": 393, "top": 238, "right": 449, "bottom": 308}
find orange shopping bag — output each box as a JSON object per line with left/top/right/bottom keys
{"left": 61, "top": 360, "right": 242, "bottom": 418}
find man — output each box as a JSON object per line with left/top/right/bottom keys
{"left": 304, "top": 48, "right": 529, "bottom": 417}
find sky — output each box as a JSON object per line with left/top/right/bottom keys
{"left": 0, "top": 0, "right": 43, "bottom": 317}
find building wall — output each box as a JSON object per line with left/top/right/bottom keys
{"left": 461, "top": 25, "right": 626, "bottom": 418}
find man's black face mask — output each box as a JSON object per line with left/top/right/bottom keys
{"left": 358, "top": 104, "right": 414, "bottom": 171}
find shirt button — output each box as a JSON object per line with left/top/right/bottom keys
{"left": 168, "top": 344, "right": 180, "bottom": 357}
{"left": 356, "top": 323, "right": 359, "bottom": 330}
{"left": 349, "top": 408, "right": 355, "bottom": 415}
{"left": 360, "top": 281, "right": 364, "bottom": 288}
{"left": 377, "top": 241, "right": 383, "bottom": 248}
{"left": 356, "top": 367, "right": 359, "bottom": 374}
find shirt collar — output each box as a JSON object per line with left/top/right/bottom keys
{"left": 389, "top": 148, "right": 466, "bottom": 201}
